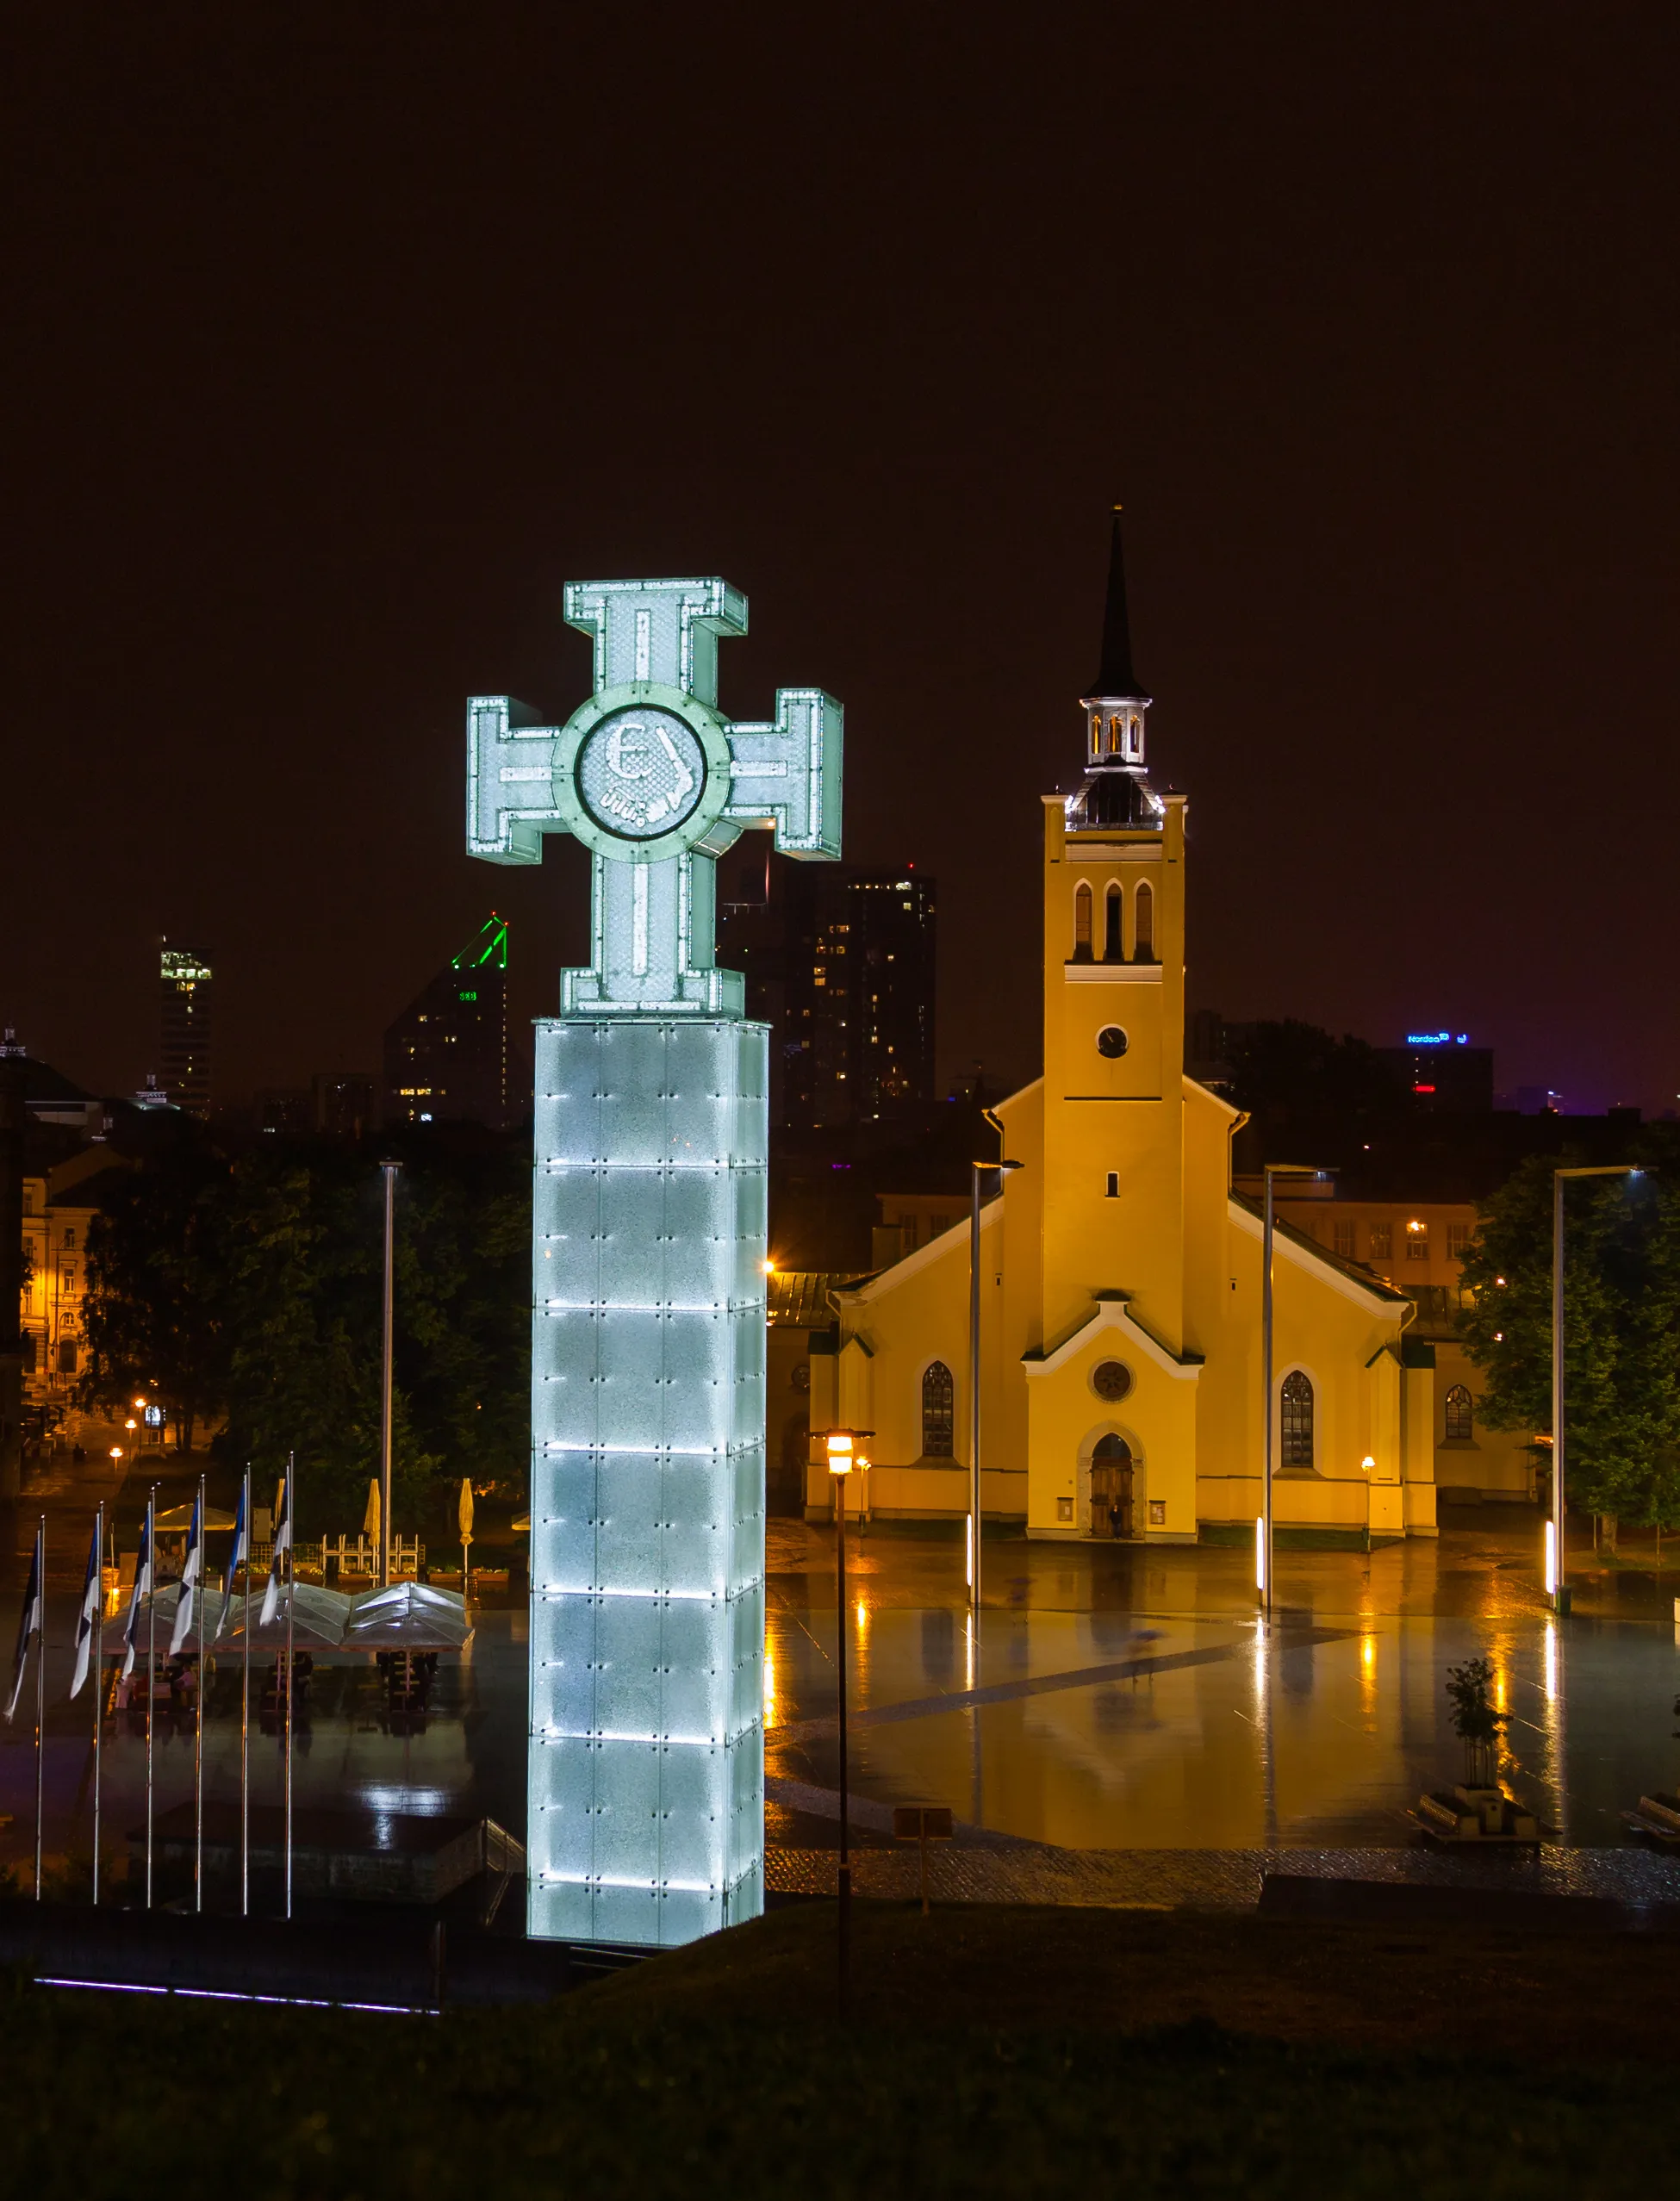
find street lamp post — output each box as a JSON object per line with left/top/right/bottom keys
{"left": 378, "top": 1160, "right": 401, "bottom": 1587}
{"left": 1549, "top": 1163, "right": 1640, "bottom": 1613}
{"left": 1259, "top": 1164, "right": 1330, "bottom": 1618}
{"left": 968, "top": 1149, "right": 1023, "bottom": 1613}
{"left": 825, "top": 1427, "right": 872, "bottom": 2013}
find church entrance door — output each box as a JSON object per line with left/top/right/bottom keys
{"left": 1090, "top": 1435, "right": 1136, "bottom": 1539}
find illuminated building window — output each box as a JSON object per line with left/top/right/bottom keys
{"left": 1333, "top": 1220, "right": 1355, "bottom": 1259}
{"left": 1134, "top": 880, "right": 1154, "bottom": 961}
{"left": 1104, "top": 882, "right": 1123, "bottom": 961}
{"left": 1073, "top": 883, "right": 1093, "bottom": 961}
{"left": 1090, "top": 712, "right": 1103, "bottom": 759}
{"left": 922, "top": 1360, "right": 955, "bottom": 1457}
{"left": 1444, "top": 1383, "right": 1474, "bottom": 1442}
{"left": 1280, "top": 1370, "right": 1315, "bottom": 1468}
{"left": 1405, "top": 1222, "right": 1429, "bottom": 1261}
{"left": 1368, "top": 1222, "right": 1392, "bottom": 1261}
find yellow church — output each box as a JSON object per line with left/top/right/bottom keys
{"left": 806, "top": 520, "right": 1440, "bottom": 1545}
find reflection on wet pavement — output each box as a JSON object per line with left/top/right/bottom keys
{"left": 5, "top": 1497, "right": 1680, "bottom": 1888}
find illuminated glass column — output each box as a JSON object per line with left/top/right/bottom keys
{"left": 469, "top": 576, "right": 842, "bottom": 1946}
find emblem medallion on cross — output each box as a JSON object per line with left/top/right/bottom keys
{"left": 468, "top": 576, "right": 842, "bottom": 1016}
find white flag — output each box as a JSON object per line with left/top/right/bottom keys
{"left": 70, "top": 1517, "right": 102, "bottom": 1699}
{"left": 260, "top": 1473, "right": 292, "bottom": 1628}
{"left": 5, "top": 1526, "right": 43, "bottom": 1721}
{"left": 121, "top": 1512, "right": 153, "bottom": 1681}
{"left": 170, "top": 1489, "right": 203, "bottom": 1656}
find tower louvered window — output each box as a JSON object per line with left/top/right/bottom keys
{"left": 1073, "top": 883, "right": 1092, "bottom": 961}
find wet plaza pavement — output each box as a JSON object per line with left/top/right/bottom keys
{"left": 5, "top": 1465, "right": 1680, "bottom": 1905}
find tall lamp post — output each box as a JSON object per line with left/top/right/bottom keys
{"left": 968, "top": 1148, "right": 1023, "bottom": 1613}
{"left": 1259, "top": 1163, "right": 1331, "bottom": 1617}
{"left": 825, "top": 1427, "right": 871, "bottom": 2012}
{"left": 378, "top": 1159, "right": 401, "bottom": 1587}
{"left": 1548, "top": 1163, "right": 1640, "bottom": 1613}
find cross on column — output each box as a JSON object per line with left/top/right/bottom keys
{"left": 468, "top": 576, "right": 842, "bottom": 1014}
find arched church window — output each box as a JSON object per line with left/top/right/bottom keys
{"left": 1089, "top": 712, "right": 1103, "bottom": 758}
{"left": 1073, "top": 883, "right": 1092, "bottom": 961}
{"left": 1280, "top": 1370, "right": 1315, "bottom": 1468}
{"left": 1104, "top": 882, "right": 1123, "bottom": 961}
{"left": 1444, "top": 1383, "right": 1474, "bottom": 1441}
{"left": 922, "top": 1361, "right": 955, "bottom": 1458}
{"left": 1107, "top": 713, "right": 1123, "bottom": 755}
{"left": 1134, "top": 880, "right": 1154, "bottom": 961}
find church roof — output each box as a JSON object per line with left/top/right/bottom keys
{"left": 1086, "top": 513, "right": 1149, "bottom": 702}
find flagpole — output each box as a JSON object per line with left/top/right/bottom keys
{"left": 34, "top": 1517, "right": 45, "bottom": 1902}
{"left": 193, "top": 1470, "right": 204, "bottom": 1912}
{"left": 284, "top": 1450, "right": 295, "bottom": 1923}
{"left": 146, "top": 1483, "right": 156, "bottom": 1912}
{"left": 92, "top": 1502, "right": 103, "bottom": 1908}
{"left": 241, "top": 1466, "right": 251, "bottom": 1919}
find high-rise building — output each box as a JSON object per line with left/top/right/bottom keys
{"left": 159, "top": 942, "right": 214, "bottom": 1116}
{"left": 382, "top": 913, "right": 510, "bottom": 1129}
{"left": 312, "top": 1070, "right": 376, "bottom": 1138}
{"left": 717, "top": 847, "right": 936, "bottom": 1127}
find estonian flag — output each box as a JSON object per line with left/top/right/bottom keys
{"left": 170, "top": 1489, "right": 203, "bottom": 1656}
{"left": 6, "top": 1523, "right": 43, "bottom": 1722}
{"left": 121, "top": 1510, "right": 152, "bottom": 1681}
{"left": 260, "top": 1473, "right": 291, "bottom": 1628}
{"left": 216, "top": 1479, "right": 248, "bottom": 1639}
{"left": 70, "top": 1518, "right": 102, "bottom": 1699}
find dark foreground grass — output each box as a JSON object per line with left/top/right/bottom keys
{"left": 0, "top": 1904, "right": 1672, "bottom": 2201}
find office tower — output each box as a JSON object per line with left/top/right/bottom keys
{"left": 382, "top": 913, "right": 509, "bottom": 1128}
{"left": 159, "top": 942, "right": 214, "bottom": 1116}
{"left": 717, "top": 847, "right": 936, "bottom": 1128}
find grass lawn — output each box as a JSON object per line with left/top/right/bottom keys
{"left": 2, "top": 1900, "right": 1675, "bottom": 2198}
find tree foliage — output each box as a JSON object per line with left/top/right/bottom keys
{"left": 80, "top": 1127, "right": 231, "bottom": 1452}
{"left": 1458, "top": 1148, "right": 1680, "bottom": 1523}
{"left": 82, "top": 1132, "right": 530, "bottom": 1530}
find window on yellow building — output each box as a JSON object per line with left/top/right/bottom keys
{"left": 1368, "top": 1222, "right": 1392, "bottom": 1260}
{"left": 1134, "top": 880, "right": 1154, "bottom": 961}
{"left": 922, "top": 1361, "right": 955, "bottom": 1458}
{"left": 1333, "top": 1220, "right": 1355, "bottom": 1259}
{"left": 1104, "top": 883, "right": 1123, "bottom": 961}
{"left": 1280, "top": 1370, "right": 1314, "bottom": 1468}
{"left": 1405, "top": 1222, "right": 1429, "bottom": 1260}
{"left": 1444, "top": 1383, "right": 1474, "bottom": 1441}
{"left": 1073, "top": 883, "right": 1092, "bottom": 961}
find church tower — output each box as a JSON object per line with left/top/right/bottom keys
{"left": 1040, "top": 513, "right": 1189, "bottom": 1355}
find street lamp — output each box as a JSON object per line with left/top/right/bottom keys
{"left": 378, "top": 1159, "right": 402, "bottom": 1586}
{"left": 1549, "top": 1164, "right": 1640, "bottom": 1613}
{"left": 826, "top": 1426, "right": 871, "bottom": 2011}
{"left": 1259, "top": 1164, "right": 1331, "bottom": 1617}
{"left": 968, "top": 1145, "right": 1023, "bottom": 1613}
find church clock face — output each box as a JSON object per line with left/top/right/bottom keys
{"left": 575, "top": 706, "right": 707, "bottom": 841}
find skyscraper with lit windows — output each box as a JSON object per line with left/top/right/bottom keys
{"left": 159, "top": 942, "right": 214, "bottom": 1116}
{"left": 717, "top": 849, "right": 936, "bottom": 1127}
{"left": 382, "top": 913, "right": 510, "bottom": 1128}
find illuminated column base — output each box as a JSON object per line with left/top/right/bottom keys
{"left": 528, "top": 1016, "right": 767, "bottom": 1947}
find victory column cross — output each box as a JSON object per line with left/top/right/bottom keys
{"left": 467, "top": 577, "right": 842, "bottom": 1013}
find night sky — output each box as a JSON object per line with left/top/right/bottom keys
{"left": 5, "top": 6, "right": 1677, "bottom": 1115}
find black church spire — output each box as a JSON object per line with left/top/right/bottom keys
{"left": 1087, "top": 510, "right": 1149, "bottom": 703}
{"left": 1074, "top": 510, "right": 1155, "bottom": 813}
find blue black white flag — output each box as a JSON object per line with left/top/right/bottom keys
{"left": 70, "top": 1517, "right": 102, "bottom": 1698}
{"left": 216, "top": 1477, "right": 248, "bottom": 1638}
{"left": 6, "top": 1524, "right": 43, "bottom": 1721}
{"left": 259, "top": 1473, "right": 291, "bottom": 1628}
{"left": 170, "top": 1489, "right": 203, "bottom": 1656}
{"left": 121, "top": 1510, "right": 152, "bottom": 1681}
